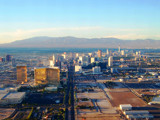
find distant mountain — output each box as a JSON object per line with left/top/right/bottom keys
{"left": 0, "top": 36, "right": 160, "bottom": 48}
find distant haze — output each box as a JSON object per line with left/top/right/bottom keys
{"left": 0, "top": 36, "right": 160, "bottom": 49}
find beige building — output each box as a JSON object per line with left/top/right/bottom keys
{"left": 17, "top": 65, "right": 27, "bottom": 83}
{"left": 97, "top": 50, "right": 102, "bottom": 58}
{"left": 91, "top": 57, "right": 95, "bottom": 63}
{"left": 34, "top": 67, "right": 60, "bottom": 86}
{"left": 0, "top": 92, "right": 26, "bottom": 105}
{"left": 75, "top": 65, "right": 82, "bottom": 73}
{"left": 121, "top": 50, "right": 125, "bottom": 56}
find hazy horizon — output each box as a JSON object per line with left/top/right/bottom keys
{"left": 1, "top": 36, "right": 160, "bottom": 44}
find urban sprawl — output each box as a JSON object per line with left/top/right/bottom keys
{"left": 0, "top": 47, "right": 160, "bottom": 120}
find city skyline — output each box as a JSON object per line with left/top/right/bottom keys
{"left": 0, "top": 0, "right": 160, "bottom": 43}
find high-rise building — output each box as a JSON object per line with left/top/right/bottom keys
{"left": 92, "top": 66, "right": 101, "bottom": 74}
{"left": 52, "top": 55, "right": 56, "bottom": 64}
{"left": 2, "top": 58, "right": 5, "bottom": 62}
{"left": 6, "top": 55, "right": 12, "bottom": 62}
{"left": 75, "top": 53, "right": 79, "bottom": 58}
{"left": 75, "top": 65, "right": 82, "bottom": 73}
{"left": 97, "top": 50, "right": 102, "bottom": 58}
{"left": 79, "top": 56, "right": 83, "bottom": 62}
{"left": 118, "top": 46, "right": 121, "bottom": 53}
{"left": 55, "top": 60, "right": 61, "bottom": 70}
{"left": 78, "top": 56, "right": 90, "bottom": 66}
{"left": 121, "top": 50, "right": 125, "bottom": 56}
{"left": 106, "top": 49, "right": 109, "bottom": 55}
{"left": 88, "top": 53, "right": 92, "bottom": 57}
{"left": 34, "top": 67, "right": 60, "bottom": 86}
{"left": 12, "top": 58, "right": 16, "bottom": 67}
{"left": 108, "top": 56, "right": 113, "bottom": 67}
{"left": 136, "top": 51, "right": 141, "bottom": 56}
{"left": 0, "top": 57, "right": 3, "bottom": 62}
{"left": 91, "top": 57, "right": 95, "bottom": 63}
{"left": 49, "top": 60, "right": 54, "bottom": 67}
{"left": 17, "top": 65, "right": 27, "bottom": 83}
{"left": 62, "top": 54, "right": 66, "bottom": 59}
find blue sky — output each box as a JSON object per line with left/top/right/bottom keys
{"left": 0, "top": 0, "right": 160, "bottom": 43}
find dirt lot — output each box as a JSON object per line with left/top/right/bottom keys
{"left": 77, "top": 92, "right": 106, "bottom": 99}
{"left": 78, "top": 101, "right": 94, "bottom": 107}
{"left": 0, "top": 108, "right": 15, "bottom": 120}
{"left": 77, "top": 114, "right": 120, "bottom": 120}
{"left": 109, "top": 91, "right": 147, "bottom": 107}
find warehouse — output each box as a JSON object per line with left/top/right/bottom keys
{"left": 148, "top": 95, "right": 160, "bottom": 105}
{"left": 0, "top": 92, "right": 26, "bottom": 105}
{"left": 120, "top": 104, "right": 154, "bottom": 119}
{"left": 126, "top": 114, "right": 154, "bottom": 119}
{"left": 119, "top": 104, "right": 132, "bottom": 111}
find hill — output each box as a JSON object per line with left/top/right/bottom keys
{"left": 0, "top": 36, "right": 160, "bottom": 48}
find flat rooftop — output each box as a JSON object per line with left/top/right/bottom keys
{"left": 0, "top": 108, "right": 15, "bottom": 120}
{"left": 0, "top": 93, "right": 7, "bottom": 100}
{"left": 5, "top": 92, "right": 25, "bottom": 99}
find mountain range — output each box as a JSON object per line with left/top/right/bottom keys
{"left": 0, "top": 36, "right": 160, "bottom": 49}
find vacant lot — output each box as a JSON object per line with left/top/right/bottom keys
{"left": 109, "top": 91, "right": 147, "bottom": 107}
{"left": 96, "top": 99, "right": 117, "bottom": 114}
{"left": 0, "top": 108, "right": 15, "bottom": 120}
{"left": 77, "top": 92, "right": 106, "bottom": 99}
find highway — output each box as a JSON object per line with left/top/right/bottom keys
{"left": 70, "top": 64, "right": 75, "bottom": 120}
{"left": 65, "top": 68, "right": 70, "bottom": 120}
{"left": 65, "top": 61, "right": 75, "bottom": 120}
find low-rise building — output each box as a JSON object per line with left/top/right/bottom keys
{"left": 92, "top": 66, "right": 102, "bottom": 74}
{"left": 119, "top": 104, "right": 132, "bottom": 111}
{"left": 120, "top": 104, "right": 154, "bottom": 119}
{"left": 45, "top": 86, "right": 58, "bottom": 91}
{"left": 149, "top": 95, "right": 160, "bottom": 105}
{"left": 75, "top": 65, "right": 82, "bottom": 73}
{"left": 0, "top": 92, "right": 26, "bottom": 105}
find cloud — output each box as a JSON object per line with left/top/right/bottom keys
{"left": 105, "top": 33, "right": 160, "bottom": 40}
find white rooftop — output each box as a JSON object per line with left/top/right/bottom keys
{"left": 127, "top": 114, "right": 153, "bottom": 119}
{"left": 120, "top": 104, "right": 132, "bottom": 107}
{"left": 152, "top": 95, "right": 160, "bottom": 102}
{"left": 0, "top": 93, "right": 7, "bottom": 100}
{"left": 5, "top": 92, "right": 25, "bottom": 99}
{"left": 124, "top": 110, "right": 149, "bottom": 115}
{"left": 35, "top": 67, "right": 59, "bottom": 69}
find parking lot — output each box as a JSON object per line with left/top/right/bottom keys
{"left": 23, "top": 93, "right": 64, "bottom": 105}
{"left": 125, "top": 83, "right": 160, "bottom": 89}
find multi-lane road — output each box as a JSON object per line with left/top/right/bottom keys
{"left": 65, "top": 61, "right": 75, "bottom": 120}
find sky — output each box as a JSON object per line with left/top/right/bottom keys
{"left": 0, "top": 0, "right": 160, "bottom": 43}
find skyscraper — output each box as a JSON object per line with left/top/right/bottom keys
{"left": 121, "top": 50, "right": 125, "bottom": 56}
{"left": 106, "top": 49, "right": 109, "bottom": 55}
{"left": 0, "top": 57, "right": 3, "bottom": 62}
{"left": 17, "top": 65, "right": 27, "bottom": 83}
{"left": 118, "top": 46, "right": 121, "bottom": 53}
{"left": 49, "top": 60, "right": 54, "bottom": 67}
{"left": 6, "top": 55, "right": 12, "bottom": 62}
{"left": 97, "top": 50, "right": 102, "bottom": 58}
{"left": 91, "top": 57, "right": 95, "bottom": 63}
{"left": 108, "top": 56, "right": 113, "bottom": 67}
{"left": 12, "top": 58, "right": 16, "bottom": 67}
{"left": 34, "top": 67, "right": 60, "bottom": 86}
{"left": 55, "top": 60, "right": 61, "bottom": 70}
{"left": 52, "top": 54, "right": 56, "bottom": 65}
